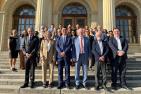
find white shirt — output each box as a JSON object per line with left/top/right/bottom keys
{"left": 62, "top": 36, "right": 66, "bottom": 44}
{"left": 98, "top": 40, "right": 103, "bottom": 55}
{"left": 115, "top": 37, "right": 122, "bottom": 50}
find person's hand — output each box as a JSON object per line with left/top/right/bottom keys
{"left": 40, "top": 56, "right": 46, "bottom": 62}
{"left": 72, "top": 58, "right": 76, "bottom": 62}
{"left": 60, "top": 52, "right": 66, "bottom": 57}
{"left": 117, "top": 51, "right": 125, "bottom": 56}
{"left": 26, "top": 53, "right": 30, "bottom": 58}
{"left": 99, "top": 56, "right": 105, "bottom": 62}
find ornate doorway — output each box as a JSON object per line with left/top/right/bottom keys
{"left": 116, "top": 6, "right": 137, "bottom": 43}
{"left": 62, "top": 3, "right": 87, "bottom": 28}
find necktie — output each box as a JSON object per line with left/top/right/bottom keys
{"left": 80, "top": 37, "right": 84, "bottom": 54}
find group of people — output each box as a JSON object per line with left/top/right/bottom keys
{"left": 8, "top": 24, "right": 128, "bottom": 91}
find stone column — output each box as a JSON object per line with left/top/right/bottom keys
{"left": 35, "top": 0, "right": 53, "bottom": 31}
{"left": 103, "top": 0, "right": 115, "bottom": 31}
{"left": 0, "top": 12, "right": 5, "bottom": 51}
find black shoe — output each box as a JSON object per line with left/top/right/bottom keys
{"left": 57, "top": 85, "right": 63, "bottom": 89}
{"left": 112, "top": 86, "right": 117, "bottom": 90}
{"left": 65, "top": 84, "right": 70, "bottom": 89}
{"left": 75, "top": 85, "right": 80, "bottom": 90}
{"left": 12, "top": 68, "right": 17, "bottom": 72}
{"left": 82, "top": 84, "right": 89, "bottom": 90}
{"left": 121, "top": 85, "right": 128, "bottom": 89}
{"left": 95, "top": 86, "right": 100, "bottom": 91}
{"left": 30, "top": 83, "right": 35, "bottom": 88}
{"left": 43, "top": 84, "right": 47, "bottom": 88}
{"left": 48, "top": 83, "right": 53, "bottom": 88}
{"left": 20, "top": 84, "right": 28, "bottom": 88}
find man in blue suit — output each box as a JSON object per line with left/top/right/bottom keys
{"left": 56, "top": 28, "right": 72, "bottom": 89}
{"left": 92, "top": 31, "right": 109, "bottom": 90}
{"left": 72, "top": 28, "right": 90, "bottom": 89}
{"left": 109, "top": 28, "right": 128, "bottom": 90}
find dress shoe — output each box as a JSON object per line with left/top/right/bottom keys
{"left": 111, "top": 86, "right": 117, "bottom": 90}
{"left": 20, "top": 84, "right": 28, "bottom": 88}
{"left": 95, "top": 86, "right": 100, "bottom": 91}
{"left": 12, "top": 68, "right": 17, "bottom": 72}
{"left": 82, "top": 84, "right": 89, "bottom": 90}
{"left": 65, "top": 84, "right": 70, "bottom": 89}
{"left": 57, "top": 85, "right": 63, "bottom": 89}
{"left": 121, "top": 85, "right": 129, "bottom": 89}
{"left": 75, "top": 85, "right": 80, "bottom": 90}
{"left": 43, "top": 84, "right": 47, "bottom": 88}
{"left": 30, "top": 83, "right": 35, "bottom": 88}
{"left": 48, "top": 84, "right": 53, "bottom": 88}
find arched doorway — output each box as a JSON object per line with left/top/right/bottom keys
{"left": 62, "top": 3, "right": 87, "bottom": 28}
{"left": 116, "top": 5, "right": 137, "bottom": 43}
{"left": 13, "top": 5, "right": 35, "bottom": 34}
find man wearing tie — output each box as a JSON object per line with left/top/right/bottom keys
{"left": 109, "top": 28, "right": 128, "bottom": 90}
{"left": 20, "top": 28, "right": 39, "bottom": 88}
{"left": 56, "top": 28, "right": 72, "bottom": 89}
{"left": 72, "top": 28, "right": 90, "bottom": 89}
{"left": 92, "top": 31, "right": 109, "bottom": 90}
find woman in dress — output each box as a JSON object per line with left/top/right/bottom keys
{"left": 8, "top": 29, "right": 20, "bottom": 71}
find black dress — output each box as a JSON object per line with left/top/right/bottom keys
{"left": 9, "top": 36, "right": 19, "bottom": 58}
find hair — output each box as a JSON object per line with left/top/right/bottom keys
{"left": 113, "top": 27, "right": 120, "bottom": 31}
{"left": 46, "top": 31, "right": 52, "bottom": 37}
{"left": 109, "top": 30, "right": 113, "bottom": 33}
{"left": 71, "top": 30, "right": 77, "bottom": 36}
{"left": 34, "top": 31, "right": 39, "bottom": 36}
{"left": 10, "top": 29, "right": 17, "bottom": 36}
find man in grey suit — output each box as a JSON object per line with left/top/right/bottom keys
{"left": 20, "top": 28, "right": 39, "bottom": 88}
{"left": 72, "top": 28, "right": 90, "bottom": 89}
{"left": 92, "top": 31, "right": 109, "bottom": 90}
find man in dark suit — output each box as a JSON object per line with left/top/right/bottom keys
{"left": 20, "top": 28, "right": 39, "bottom": 88}
{"left": 56, "top": 28, "right": 72, "bottom": 89}
{"left": 92, "top": 31, "right": 109, "bottom": 90}
{"left": 109, "top": 28, "right": 128, "bottom": 90}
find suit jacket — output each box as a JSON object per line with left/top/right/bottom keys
{"left": 108, "top": 37, "right": 128, "bottom": 59}
{"left": 72, "top": 36, "right": 90, "bottom": 62}
{"left": 56, "top": 36, "right": 72, "bottom": 61}
{"left": 40, "top": 39, "right": 56, "bottom": 61}
{"left": 92, "top": 40, "right": 109, "bottom": 62}
{"left": 22, "top": 36, "right": 39, "bottom": 58}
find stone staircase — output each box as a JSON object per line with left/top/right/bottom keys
{"left": 128, "top": 44, "right": 141, "bottom": 54}
{"left": 0, "top": 51, "right": 141, "bottom": 94}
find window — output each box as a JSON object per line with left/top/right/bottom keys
{"left": 116, "top": 6, "right": 137, "bottom": 43}
{"left": 13, "top": 5, "right": 35, "bottom": 34}
{"left": 62, "top": 3, "right": 87, "bottom": 16}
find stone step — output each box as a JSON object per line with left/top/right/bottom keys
{"left": 0, "top": 85, "right": 141, "bottom": 94}
{"left": 0, "top": 68, "right": 141, "bottom": 74}
{"left": 0, "top": 73, "right": 140, "bottom": 80}
{"left": 0, "top": 79, "right": 141, "bottom": 87}
{"left": 0, "top": 85, "right": 19, "bottom": 94}
{"left": 0, "top": 62, "right": 141, "bottom": 69}
{"left": 0, "top": 66, "right": 141, "bottom": 71}
{"left": 1, "top": 84, "right": 141, "bottom": 94}
{"left": 0, "top": 66, "right": 141, "bottom": 70}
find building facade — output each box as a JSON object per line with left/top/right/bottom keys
{"left": 0, "top": 0, "right": 141, "bottom": 51}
